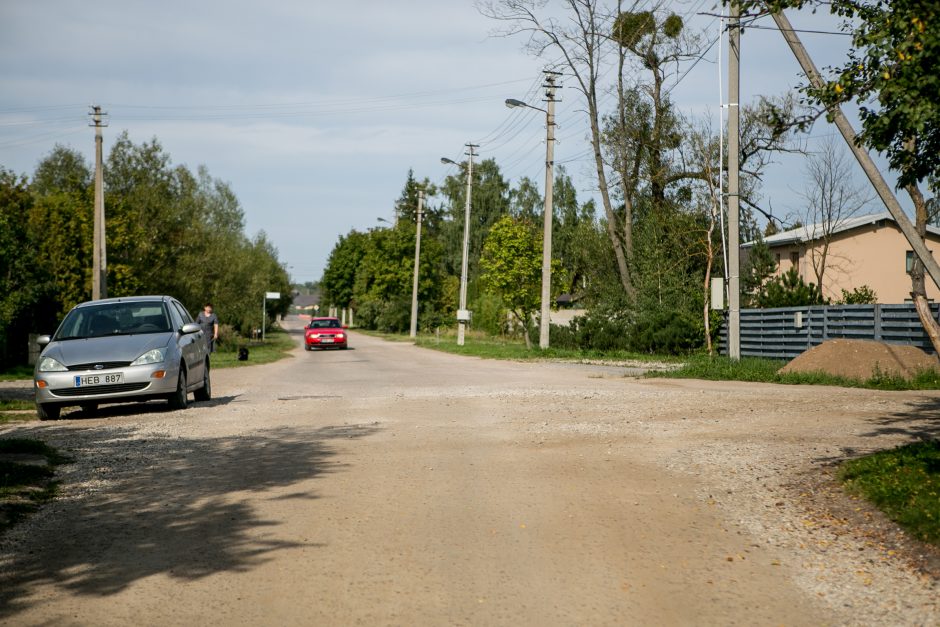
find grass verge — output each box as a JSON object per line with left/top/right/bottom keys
{"left": 840, "top": 440, "right": 940, "bottom": 545}
{"left": 649, "top": 354, "right": 940, "bottom": 391}
{"left": 0, "top": 365, "right": 32, "bottom": 382}
{"left": 0, "top": 399, "right": 36, "bottom": 425}
{"left": 0, "top": 438, "right": 72, "bottom": 533}
{"left": 358, "top": 329, "right": 681, "bottom": 364}
{"left": 209, "top": 328, "right": 296, "bottom": 369}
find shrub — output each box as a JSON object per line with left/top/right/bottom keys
{"left": 629, "top": 310, "right": 703, "bottom": 355}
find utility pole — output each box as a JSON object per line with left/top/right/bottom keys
{"left": 457, "top": 143, "right": 477, "bottom": 346}
{"left": 90, "top": 105, "right": 108, "bottom": 300}
{"left": 770, "top": 10, "right": 940, "bottom": 291}
{"left": 539, "top": 71, "right": 560, "bottom": 350}
{"left": 409, "top": 190, "right": 424, "bottom": 339}
{"left": 727, "top": 5, "right": 741, "bottom": 360}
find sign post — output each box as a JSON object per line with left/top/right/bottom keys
{"left": 262, "top": 292, "right": 281, "bottom": 342}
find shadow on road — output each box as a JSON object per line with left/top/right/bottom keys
{"left": 0, "top": 422, "right": 381, "bottom": 617}
{"left": 860, "top": 395, "right": 940, "bottom": 442}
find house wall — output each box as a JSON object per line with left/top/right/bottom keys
{"left": 765, "top": 222, "right": 940, "bottom": 303}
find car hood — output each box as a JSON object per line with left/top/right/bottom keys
{"left": 42, "top": 333, "right": 173, "bottom": 366}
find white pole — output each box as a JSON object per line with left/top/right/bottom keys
{"left": 457, "top": 143, "right": 477, "bottom": 346}
{"left": 539, "top": 73, "right": 558, "bottom": 350}
{"left": 410, "top": 190, "right": 424, "bottom": 338}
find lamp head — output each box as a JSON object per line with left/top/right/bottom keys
{"left": 505, "top": 98, "right": 527, "bottom": 109}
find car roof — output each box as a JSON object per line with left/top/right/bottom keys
{"left": 73, "top": 295, "right": 175, "bottom": 308}
{"left": 310, "top": 317, "right": 339, "bottom": 321}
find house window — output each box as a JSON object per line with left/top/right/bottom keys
{"left": 907, "top": 250, "right": 934, "bottom": 274}
{"left": 775, "top": 253, "right": 781, "bottom": 268}
{"left": 789, "top": 251, "right": 799, "bottom": 268}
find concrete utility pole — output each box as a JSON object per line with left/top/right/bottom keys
{"left": 90, "top": 105, "right": 108, "bottom": 300}
{"left": 409, "top": 190, "right": 424, "bottom": 339}
{"left": 538, "top": 71, "right": 560, "bottom": 350}
{"left": 770, "top": 10, "right": 940, "bottom": 291}
{"left": 457, "top": 144, "right": 477, "bottom": 346}
{"left": 727, "top": 6, "right": 741, "bottom": 360}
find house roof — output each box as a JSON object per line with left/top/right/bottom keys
{"left": 743, "top": 211, "right": 940, "bottom": 248}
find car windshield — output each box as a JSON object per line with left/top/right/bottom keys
{"left": 309, "top": 319, "right": 341, "bottom": 329}
{"left": 55, "top": 302, "right": 172, "bottom": 340}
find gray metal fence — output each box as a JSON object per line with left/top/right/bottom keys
{"left": 718, "top": 304, "right": 940, "bottom": 359}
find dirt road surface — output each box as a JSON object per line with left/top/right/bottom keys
{"left": 1, "top": 318, "right": 938, "bottom": 625}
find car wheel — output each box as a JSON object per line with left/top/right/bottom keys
{"left": 167, "top": 368, "right": 188, "bottom": 410}
{"left": 80, "top": 402, "right": 98, "bottom": 415}
{"left": 304, "top": 344, "right": 312, "bottom": 351}
{"left": 194, "top": 361, "right": 211, "bottom": 402}
{"left": 37, "top": 403, "right": 60, "bottom": 421}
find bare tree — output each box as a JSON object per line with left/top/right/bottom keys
{"left": 796, "top": 139, "right": 871, "bottom": 293}
{"left": 479, "top": 0, "right": 636, "bottom": 297}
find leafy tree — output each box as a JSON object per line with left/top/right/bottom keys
{"left": 321, "top": 230, "right": 369, "bottom": 310}
{"left": 0, "top": 170, "right": 45, "bottom": 365}
{"left": 755, "top": 267, "right": 826, "bottom": 308}
{"left": 838, "top": 285, "right": 878, "bottom": 305}
{"left": 741, "top": 236, "right": 778, "bottom": 307}
{"left": 479, "top": 216, "right": 564, "bottom": 349}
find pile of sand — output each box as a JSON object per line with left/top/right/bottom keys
{"left": 778, "top": 338, "right": 940, "bottom": 381}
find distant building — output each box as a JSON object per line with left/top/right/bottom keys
{"left": 742, "top": 211, "right": 940, "bottom": 303}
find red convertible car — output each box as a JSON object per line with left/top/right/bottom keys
{"left": 304, "top": 317, "right": 348, "bottom": 350}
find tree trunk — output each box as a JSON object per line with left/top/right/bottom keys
{"left": 906, "top": 182, "right": 940, "bottom": 355}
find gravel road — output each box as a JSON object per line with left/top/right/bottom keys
{"left": 1, "top": 318, "right": 938, "bottom": 625}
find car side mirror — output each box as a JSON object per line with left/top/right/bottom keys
{"left": 181, "top": 322, "right": 202, "bottom": 335}
{"left": 342, "top": 325, "right": 349, "bottom": 329}
{"left": 37, "top": 335, "right": 51, "bottom": 346}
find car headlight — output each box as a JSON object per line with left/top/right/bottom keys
{"left": 310, "top": 333, "right": 320, "bottom": 338}
{"left": 38, "top": 356, "right": 67, "bottom": 372}
{"left": 336, "top": 333, "right": 344, "bottom": 339}
{"left": 132, "top": 348, "right": 166, "bottom": 366}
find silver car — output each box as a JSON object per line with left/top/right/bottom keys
{"left": 34, "top": 295, "right": 211, "bottom": 420}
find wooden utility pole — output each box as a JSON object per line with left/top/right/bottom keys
{"left": 770, "top": 10, "right": 940, "bottom": 292}
{"left": 90, "top": 105, "right": 108, "bottom": 300}
{"left": 727, "top": 6, "right": 741, "bottom": 360}
{"left": 456, "top": 143, "right": 478, "bottom": 347}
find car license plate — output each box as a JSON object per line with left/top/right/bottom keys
{"left": 321, "top": 338, "right": 334, "bottom": 343}
{"left": 74, "top": 373, "right": 123, "bottom": 387}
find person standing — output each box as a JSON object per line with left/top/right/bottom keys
{"left": 196, "top": 302, "right": 219, "bottom": 353}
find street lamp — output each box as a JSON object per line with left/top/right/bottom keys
{"left": 441, "top": 145, "right": 477, "bottom": 346}
{"left": 505, "top": 71, "right": 558, "bottom": 350}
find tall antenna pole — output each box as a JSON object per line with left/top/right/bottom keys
{"left": 457, "top": 143, "right": 478, "bottom": 346}
{"left": 539, "top": 71, "right": 560, "bottom": 350}
{"left": 727, "top": 5, "right": 741, "bottom": 360}
{"left": 90, "top": 105, "right": 108, "bottom": 300}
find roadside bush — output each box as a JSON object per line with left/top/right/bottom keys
{"left": 470, "top": 292, "right": 508, "bottom": 336}
{"left": 629, "top": 310, "right": 703, "bottom": 355}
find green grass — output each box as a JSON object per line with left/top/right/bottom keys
{"left": 0, "top": 399, "right": 37, "bottom": 425}
{"left": 0, "top": 438, "right": 72, "bottom": 533}
{"left": 210, "top": 328, "right": 297, "bottom": 368}
{"left": 0, "top": 365, "right": 33, "bottom": 382}
{"left": 649, "top": 354, "right": 940, "bottom": 391}
{"left": 840, "top": 440, "right": 940, "bottom": 545}
{"left": 357, "top": 329, "right": 681, "bottom": 363}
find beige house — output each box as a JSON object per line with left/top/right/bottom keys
{"left": 743, "top": 211, "right": 940, "bottom": 304}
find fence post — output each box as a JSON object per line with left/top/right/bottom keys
{"left": 873, "top": 304, "right": 882, "bottom": 341}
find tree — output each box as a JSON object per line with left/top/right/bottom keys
{"left": 796, "top": 139, "right": 871, "bottom": 291}
{"left": 479, "top": 216, "right": 563, "bottom": 349}
{"left": 321, "top": 230, "right": 369, "bottom": 310}
{"left": 480, "top": 0, "right": 635, "bottom": 296}
{"left": 743, "top": 0, "right": 940, "bottom": 349}
{"left": 755, "top": 267, "right": 826, "bottom": 308}
{"left": 0, "top": 169, "right": 44, "bottom": 366}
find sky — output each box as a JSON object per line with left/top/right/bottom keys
{"left": 0, "top": 1, "right": 892, "bottom": 285}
